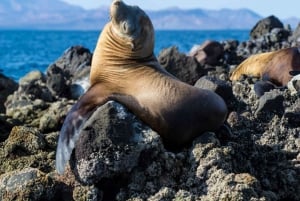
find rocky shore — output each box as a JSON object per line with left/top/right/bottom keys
{"left": 0, "top": 16, "right": 299, "bottom": 201}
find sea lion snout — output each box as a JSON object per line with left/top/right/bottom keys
{"left": 112, "top": 0, "right": 122, "bottom": 6}
{"left": 110, "top": 0, "right": 139, "bottom": 37}
{"left": 109, "top": 0, "right": 154, "bottom": 56}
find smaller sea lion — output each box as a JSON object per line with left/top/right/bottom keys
{"left": 230, "top": 47, "right": 300, "bottom": 86}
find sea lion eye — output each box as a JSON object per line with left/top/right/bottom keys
{"left": 122, "top": 21, "right": 128, "bottom": 32}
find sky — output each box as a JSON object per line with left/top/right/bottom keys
{"left": 62, "top": 0, "right": 300, "bottom": 19}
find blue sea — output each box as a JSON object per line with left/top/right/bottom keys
{"left": 0, "top": 30, "right": 250, "bottom": 81}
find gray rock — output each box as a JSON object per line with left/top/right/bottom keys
{"left": 70, "top": 101, "right": 162, "bottom": 185}
{"left": 0, "top": 114, "right": 15, "bottom": 142}
{"left": 194, "top": 75, "right": 233, "bottom": 101}
{"left": 48, "top": 46, "right": 92, "bottom": 81}
{"left": 4, "top": 46, "right": 92, "bottom": 129}
{"left": 253, "top": 80, "right": 277, "bottom": 97}
{"left": 73, "top": 185, "right": 103, "bottom": 201}
{"left": 46, "top": 64, "right": 70, "bottom": 98}
{"left": 158, "top": 46, "right": 206, "bottom": 85}
{"left": 39, "top": 101, "right": 74, "bottom": 133}
{"left": 0, "top": 168, "right": 58, "bottom": 201}
{"left": 46, "top": 45, "right": 92, "bottom": 97}
{"left": 5, "top": 98, "right": 49, "bottom": 126}
{"left": 147, "top": 187, "right": 175, "bottom": 201}
{"left": 255, "top": 90, "right": 284, "bottom": 115}
{"left": 0, "top": 30, "right": 300, "bottom": 200}
{"left": 4, "top": 71, "right": 53, "bottom": 126}
{"left": 0, "top": 73, "right": 18, "bottom": 113}
{"left": 250, "top": 15, "right": 284, "bottom": 39}
{"left": 269, "top": 28, "right": 290, "bottom": 43}
{"left": 4, "top": 126, "right": 46, "bottom": 156}
{"left": 287, "top": 74, "right": 300, "bottom": 95}
{"left": 289, "top": 22, "right": 300, "bottom": 45}
{"left": 222, "top": 40, "right": 243, "bottom": 65}
{"left": 18, "top": 71, "right": 54, "bottom": 102}
{"left": 232, "top": 78, "right": 258, "bottom": 109}
{"left": 284, "top": 99, "right": 300, "bottom": 126}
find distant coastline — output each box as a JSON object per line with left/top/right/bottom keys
{"left": 0, "top": 29, "right": 250, "bottom": 81}
{"left": 0, "top": 0, "right": 298, "bottom": 30}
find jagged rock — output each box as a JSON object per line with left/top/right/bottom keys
{"left": 70, "top": 101, "right": 162, "bottom": 185}
{"left": 189, "top": 40, "right": 224, "bottom": 66}
{"left": 250, "top": 15, "right": 284, "bottom": 39}
{"left": 194, "top": 75, "right": 233, "bottom": 102}
{"left": 1, "top": 17, "right": 300, "bottom": 200}
{"left": 5, "top": 98, "right": 49, "bottom": 126}
{"left": 48, "top": 46, "right": 92, "bottom": 80}
{"left": 46, "top": 45, "right": 92, "bottom": 98}
{"left": 72, "top": 185, "right": 103, "bottom": 201}
{"left": 4, "top": 71, "right": 53, "bottom": 117}
{"left": 4, "top": 126, "right": 46, "bottom": 156}
{"left": 0, "top": 168, "right": 61, "bottom": 201}
{"left": 0, "top": 115, "right": 14, "bottom": 142}
{"left": 232, "top": 78, "right": 258, "bottom": 109}
{"left": 158, "top": 46, "right": 206, "bottom": 85}
{"left": 0, "top": 73, "right": 18, "bottom": 113}
{"left": 287, "top": 74, "right": 300, "bottom": 95}
{"left": 222, "top": 39, "right": 243, "bottom": 65}
{"left": 148, "top": 187, "right": 175, "bottom": 201}
{"left": 4, "top": 46, "right": 92, "bottom": 129}
{"left": 269, "top": 28, "right": 290, "bottom": 43}
{"left": 39, "top": 101, "right": 73, "bottom": 133}
{"left": 4, "top": 71, "right": 53, "bottom": 125}
{"left": 253, "top": 80, "right": 277, "bottom": 97}
{"left": 255, "top": 90, "right": 284, "bottom": 115}
{"left": 18, "top": 71, "right": 53, "bottom": 102}
{"left": 289, "top": 23, "right": 300, "bottom": 45}
{"left": 284, "top": 99, "right": 300, "bottom": 126}
{"left": 46, "top": 65, "right": 71, "bottom": 98}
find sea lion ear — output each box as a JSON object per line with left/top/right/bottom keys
{"left": 127, "top": 41, "right": 136, "bottom": 51}
{"left": 130, "top": 42, "right": 135, "bottom": 51}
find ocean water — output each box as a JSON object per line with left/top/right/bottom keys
{"left": 0, "top": 30, "right": 250, "bottom": 81}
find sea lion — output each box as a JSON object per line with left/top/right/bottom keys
{"left": 230, "top": 47, "right": 300, "bottom": 86}
{"left": 55, "top": 0, "right": 228, "bottom": 174}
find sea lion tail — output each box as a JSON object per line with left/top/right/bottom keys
{"left": 55, "top": 84, "right": 109, "bottom": 174}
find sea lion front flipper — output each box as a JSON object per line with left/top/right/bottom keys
{"left": 55, "top": 83, "right": 110, "bottom": 174}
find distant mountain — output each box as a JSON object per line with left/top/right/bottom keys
{"left": 283, "top": 17, "right": 300, "bottom": 29}
{"left": 148, "top": 8, "right": 262, "bottom": 30}
{"left": 0, "top": 0, "right": 298, "bottom": 30}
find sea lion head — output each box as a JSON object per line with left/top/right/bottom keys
{"left": 109, "top": 0, "right": 154, "bottom": 57}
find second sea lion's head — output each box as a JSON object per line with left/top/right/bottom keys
{"left": 110, "top": 0, "right": 154, "bottom": 57}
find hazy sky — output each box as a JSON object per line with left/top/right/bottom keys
{"left": 62, "top": 0, "right": 299, "bottom": 19}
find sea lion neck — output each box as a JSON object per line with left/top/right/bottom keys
{"left": 99, "top": 24, "right": 148, "bottom": 59}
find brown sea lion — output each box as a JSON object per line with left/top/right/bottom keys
{"left": 55, "top": 0, "right": 228, "bottom": 174}
{"left": 230, "top": 47, "right": 300, "bottom": 86}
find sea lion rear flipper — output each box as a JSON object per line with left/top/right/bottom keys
{"left": 55, "top": 84, "right": 109, "bottom": 174}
